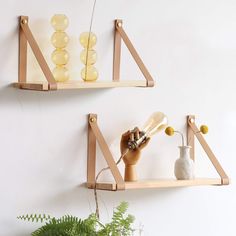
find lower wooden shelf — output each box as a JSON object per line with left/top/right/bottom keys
{"left": 87, "top": 178, "right": 223, "bottom": 191}
{"left": 87, "top": 114, "right": 229, "bottom": 191}
{"left": 13, "top": 80, "right": 149, "bottom": 91}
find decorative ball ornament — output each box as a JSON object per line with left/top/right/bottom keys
{"left": 51, "top": 14, "right": 70, "bottom": 82}
{"left": 79, "top": 32, "right": 97, "bottom": 48}
{"left": 79, "top": 32, "right": 98, "bottom": 81}
{"left": 80, "top": 49, "right": 97, "bottom": 65}
{"left": 51, "top": 49, "right": 69, "bottom": 65}
{"left": 51, "top": 14, "right": 69, "bottom": 31}
{"left": 81, "top": 66, "right": 98, "bottom": 81}
{"left": 165, "top": 126, "right": 175, "bottom": 136}
{"left": 200, "top": 125, "right": 208, "bottom": 134}
{"left": 53, "top": 67, "right": 69, "bottom": 82}
{"left": 51, "top": 32, "right": 69, "bottom": 48}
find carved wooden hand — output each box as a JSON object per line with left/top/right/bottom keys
{"left": 120, "top": 129, "right": 150, "bottom": 181}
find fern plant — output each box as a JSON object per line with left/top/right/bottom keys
{"left": 97, "top": 202, "right": 135, "bottom": 236}
{"left": 18, "top": 202, "right": 135, "bottom": 236}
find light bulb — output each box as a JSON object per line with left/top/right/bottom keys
{"left": 143, "top": 112, "right": 168, "bottom": 137}
{"left": 128, "top": 112, "right": 168, "bottom": 150}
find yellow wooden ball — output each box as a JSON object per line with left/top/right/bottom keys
{"left": 79, "top": 32, "right": 97, "bottom": 49}
{"left": 200, "top": 125, "right": 208, "bottom": 134}
{"left": 51, "top": 14, "right": 69, "bottom": 31}
{"left": 165, "top": 126, "right": 175, "bottom": 136}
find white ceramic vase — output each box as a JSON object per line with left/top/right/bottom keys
{"left": 174, "top": 146, "right": 195, "bottom": 180}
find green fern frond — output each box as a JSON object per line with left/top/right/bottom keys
{"left": 97, "top": 202, "right": 135, "bottom": 236}
{"left": 18, "top": 202, "right": 135, "bottom": 236}
{"left": 17, "top": 214, "right": 52, "bottom": 223}
{"left": 31, "top": 214, "right": 98, "bottom": 236}
{"left": 115, "top": 201, "right": 129, "bottom": 214}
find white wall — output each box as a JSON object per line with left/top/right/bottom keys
{"left": 0, "top": 0, "right": 235, "bottom": 235}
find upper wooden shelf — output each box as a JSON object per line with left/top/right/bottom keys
{"left": 87, "top": 178, "right": 223, "bottom": 191}
{"left": 13, "top": 80, "right": 149, "bottom": 91}
{"left": 16, "top": 16, "right": 155, "bottom": 91}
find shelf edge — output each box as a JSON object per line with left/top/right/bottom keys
{"left": 87, "top": 178, "right": 223, "bottom": 191}
{"left": 13, "top": 80, "right": 154, "bottom": 91}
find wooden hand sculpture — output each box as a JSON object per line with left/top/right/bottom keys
{"left": 120, "top": 129, "right": 150, "bottom": 182}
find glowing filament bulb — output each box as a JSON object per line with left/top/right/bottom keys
{"left": 128, "top": 112, "right": 168, "bottom": 150}
{"left": 143, "top": 112, "right": 168, "bottom": 138}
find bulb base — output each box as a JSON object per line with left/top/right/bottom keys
{"left": 127, "top": 131, "right": 146, "bottom": 150}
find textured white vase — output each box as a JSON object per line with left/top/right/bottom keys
{"left": 174, "top": 146, "right": 195, "bottom": 180}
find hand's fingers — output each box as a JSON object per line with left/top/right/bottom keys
{"left": 121, "top": 130, "right": 131, "bottom": 141}
{"left": 130, "top": 132, "right": 134, "bottom": 141}
{"left": 139, "top": 137, "right": 151, "bottom": 149}
{"left": 134, "top": 128, "right": 140, "bottom": 140}
{"left": 122, "top": 130, "right": 131, "bottom": 137}
{"left": 121, "top": 130, "right": 132, "bottom": 145}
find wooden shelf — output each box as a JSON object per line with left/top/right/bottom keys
{"left": 87, "top": 178, "right": 223, "bottom": 191}
{"left": 87, "top": 114, "right": 229, "bottom": 191}
{"left": 13, "top": 80, "right": 149, "bottom": 91}
{"left": 16, "top": 17, "right": 155, "bottom": 91}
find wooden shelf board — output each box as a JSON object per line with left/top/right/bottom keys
{"left": 87, "top": 178, "right": 222, "bottom": 191}
{"left": 13, "top": 80, "right": 150, "bottom": 91}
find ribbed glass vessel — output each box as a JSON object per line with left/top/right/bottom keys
{"left": 51, "top": 14, "right": 70, "bottom": 82}
{"left": 79, "top": 32, "right": 98, "bottom": 81}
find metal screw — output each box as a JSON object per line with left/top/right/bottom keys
{"left": 117, "top": 22, "right": 122, "bottom": 27}
{"left": 90, "top": 117, "right": 96, "bottom": 123}
{"left": 189, "top": 118, "right": 195, "bottom": 123}
{"left": 21, "top": 19, "right": 28, "bottom": 24}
